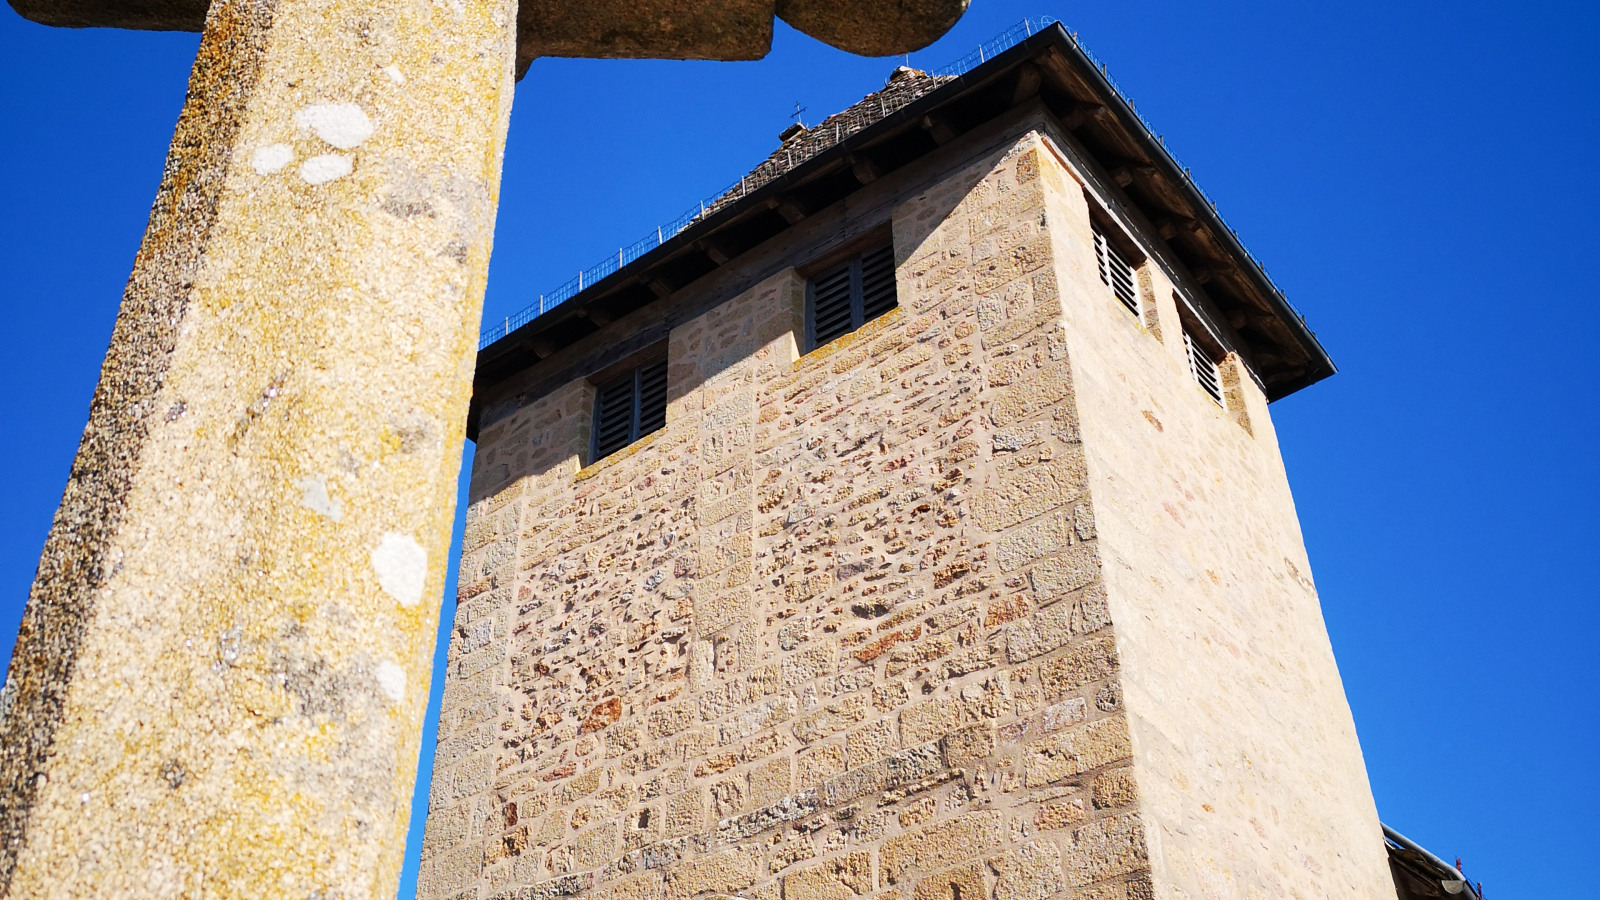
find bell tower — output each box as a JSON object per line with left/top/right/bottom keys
{"left": 420, "top": 23, "right": 1392, "bottom": 900}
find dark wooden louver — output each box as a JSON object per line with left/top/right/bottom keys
{"left": 810, "top": 263, "right": 855, "bottom": 347}
{"left": 1093, "top": 225, "right": 1139, "bottom": 317}
{"left": 636, "top": 358, "right": 668, "bottom": 437}
{"left": 807, "top": 242, "right": 898, "bottom": 350}
{"left": 593, "top": 356, "right": 669, "bottom": 461}
{"left": 859, "top": 244, "right": 896, "bottom": 322}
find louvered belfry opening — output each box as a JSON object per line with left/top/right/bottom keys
{"left": 1093, "top": 225, "right": 1139, "bottom": 318}
{"left": 807, "top": 243, "right": 898, "bottom": 350}
{"left": 592, "top": 357, "right": 669, "bottom": 461}
{"left": 1184, "top": 330, "right": 1224, "bottom": 406}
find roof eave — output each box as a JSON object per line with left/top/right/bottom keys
{"left": 473, "top": 23, "right": 1334, "bottom": 436}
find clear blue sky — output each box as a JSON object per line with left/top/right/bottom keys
{"left": 1, "top": 1, "right": 1595, "bottom": 897}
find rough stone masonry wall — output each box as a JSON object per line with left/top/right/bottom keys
{"left": 1032, "top": 135, "right": 1394, "bottom": 898}
{"left": 421, "top": 133, "right": 1152, "bottom": 900}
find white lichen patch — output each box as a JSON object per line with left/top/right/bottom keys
{"left": 251, "top": 143, "right": 294, "bottom": 175}
{"left": 374, "top": 661, "right": 407, "bottom": 701}
{"left": 300, "top": 154, "right": 353, "bottom": 185}
{"left": 372, "top": 533, "right": 427, "bottom": 607}
{"left": 295, "top": 476, "right": 344, "bottom": 521}
{"left": 381, "top": 65, "right": 406, "bottom": 85}
{"left": 294, "top": 103, "right": 375, "bottom": 150}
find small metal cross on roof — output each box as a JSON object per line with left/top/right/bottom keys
{"left": 791, "top": 101, "right": 808, "bottom": 127}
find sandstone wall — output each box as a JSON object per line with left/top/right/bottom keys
{"left": 421, "top": 130, "right": 1148, "bottom": 900}
{"left": 420, "top": 111, "right": 1390, "bottom": 900}
{"left": 1032, "top": 132, "right": 1393, "bottom": 899}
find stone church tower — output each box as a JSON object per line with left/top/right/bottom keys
{"left": 417, "top": 24, "right": 1394, "bottom": 900}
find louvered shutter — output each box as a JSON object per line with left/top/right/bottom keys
{"left": 1094, "top": 226, "right": 1139, "bottom": 317}
{"left": 594, "top": 356, "right": 671, "bottom": 461}
{"left": 636, "top": 358, "right": 669, "bottom": 438}
{"left": 807, "top": 242, "right": 897, "bottom": 350}
{"left": 593, "top": 374, "right": 637, "bottom": 460}
{"left": 1184, "top": 331, "right": 1224, "bottom": 406}
{"left": 809, "top": 261, "right": 855, "bottom": 347}
{"left": 859, "top": 244, "right": 897, "bottom": 324}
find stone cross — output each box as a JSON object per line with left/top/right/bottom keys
{"left": 0, "top": 0, "right": 965, "bottom": 896}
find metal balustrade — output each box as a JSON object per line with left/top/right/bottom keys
{"left": 481, "top": 16, "right": 1308, "bottom": 350}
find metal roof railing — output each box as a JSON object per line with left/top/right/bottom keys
{"left": 481, "top": 15, "right": 1308, "bottom": 349}
{"left": 480, "top": 17, "right": 1058, "bottom": 349}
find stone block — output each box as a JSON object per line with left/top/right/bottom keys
{"left": 663, "top": 846, "right": 761, "bottom": 900}
{"left": 1034, "top": 796, "right": 1089, "bottom": 832}
{"left": 710, "top": 774, "right": 748, "bottom": 817}
{"left": 716, "top": 791, "right": 819, "bottom": 843}
{"left": 524, "top": 875, "right": 595, "bottom": 899}
{"left": 1092, "top": 767, "right": 1139, "bottom": 809}
{"left": 698, "top": 525, "right": 752, "bottom": 583}
{"left": 560, "top": 768, "right": 604, "bottom": 804}
{"left": 1029, "top": 541, "right": 1101, "bottom": 602}
{"left": 1025, "top": 716, "right": 1133, "bottom": 789}
{"left": 886, "top": 632, "right": 957, "bottom": 676}
{"left": 911, "top": 861, "right": 986, "bottom": 900}
{"left": 748, "top": 756, "right": 794, "bottom": 808}
{"left": 665, "top": 789, "right": 705, "bottom": 839}
{"left": 1039, "top": 635, "right": 1119, "bottom": 697}
{"left": 881, "top": 812, "right": 1003, "bottom": 883}
{"left": 589, "top": 871, "right": 664, "bottom": 900}
{"left": 996, "top": 508, "right": 1076, "bottom": 573}
{"left": 648, "top": 700, "right": 698, "bottom": 740}
{"left": 940, "top": 722, "right": 996, "bottom": 767}
{"left": 430, "top": 842, "right": 486, "bottom": 896}
{"left": 846, "top": 718, "right": 898, "bottom": 767}
{"left": 970, "top": 451, "right": 1088, "bottom": 532}
{"left": 990, "top": 359, "right": 1074, "bottom": 427}
{"left": 696, "top": 586, "right": 750, "bottom": 637}
{"left": 981, "top": 299, "right": 1059, "bottom": 349}
{"left": 718, "top": 695, "right": 796, "bottom": 744}
{"left": 1038, "top": 697, "right": 1088, "bottom": 733}
{"left": 792, "top": 692, "right": 870, "bottom": 743}
{"left": 899, "top": 696, "right": 972, "bottom": 746}
{"left": 1004, "top": 586, "right": 1112, "bottom": 662}
{"left": 798, "top": 742, "right": 845, "bottom": 789}
{"left": 782, "top": 644, "right": 837, "bottom": 685}
{"left": 820, "top": 741, "right": 942, "bottom": 807}
{"left": 782, "top": 851, "right": 873, "bottom": 899}
{"left": 573, "top": 820, "right": 620, "bottom": 870}
{"left": 988, "top": 839, "right": 1065, "bottom": 900}
{"left": 454, "top": 753, "right": 495, "bottom": 799}
{"left": 699, "top": 463, "right": 754, "bottom": 525}
{"left": 1063, "top": 813, "right": 1149, "bottom": 887}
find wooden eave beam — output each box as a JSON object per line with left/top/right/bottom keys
{"left": 696, "top": 238, "right": 730, "bottom": 266}
{"left": 847, "top": 152, "right": 882, "bottom": 185}
{"left": 767, "top": 196, "right": 808, "bottom": 224}
{"left": 1035, "top": 45, "right": 1100, "bottom": 105}
{"left": 1011, "top": 62, "right": 1042, "bottom": 105}
{"left": 921, "top": 113, "right": 957, "bottom": 145}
